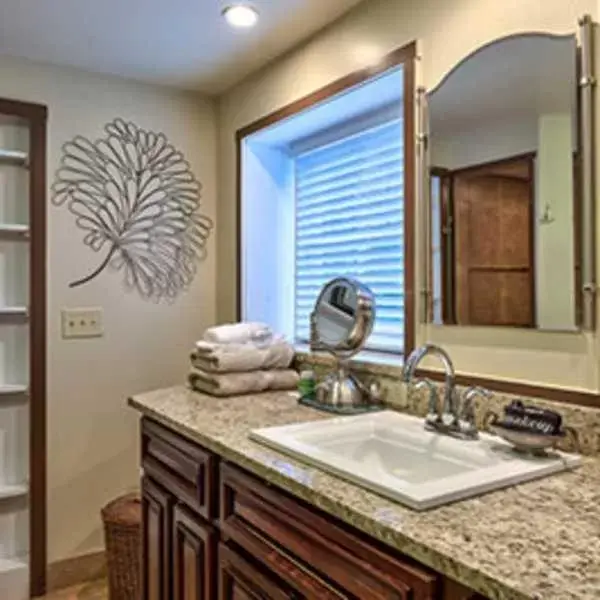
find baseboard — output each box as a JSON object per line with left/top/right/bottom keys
{"left": 47, "top": 550, "right": 106, "bottom": 592}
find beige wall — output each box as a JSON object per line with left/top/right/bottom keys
{"left": 0, "top": 55, "right": 217, "bottom": 562}
{"left": 217, "top": 0, "right": 600, "bottom": 391}
{"left": 536, "top": 114, "right": 576, "bottom": 330}
{"left": 430, "top": 117, "right": 538, "bottom": 170}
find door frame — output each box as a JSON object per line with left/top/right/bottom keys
{"left": 0, "top": 96, "right": 47, "bottom": 597}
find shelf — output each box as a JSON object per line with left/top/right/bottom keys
{"left": 0, "top": 384, "right": 27, "bottom": 395}
{"left": 0, "top": 149, "right": 28, "bottom": 167}
{"left": 0, "top": 483, "right": 28, "bottom": 501}
{"left": 0, "top": 556, "right": 28, "bottom": 599}
{"left": 0, "top": 224, "right": 29, "bottom": 242}
{"left": 0, "top": 307, "right": 28, "bottom": 324}
{"left": 0, "top": 385, "right": 28, "bottom": 399}
{"left": 0, "top": 557, "right": 28, "bottom": 573}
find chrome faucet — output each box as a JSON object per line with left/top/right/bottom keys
{"left": 402, "top": 344, "right": 490, "bottom": 440}
{"left": 402, "top": 343, "right": 457, "bottom": 416}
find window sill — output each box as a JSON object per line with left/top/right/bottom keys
{"left": 293, "top": 343, "right": 404, "bottom": 378}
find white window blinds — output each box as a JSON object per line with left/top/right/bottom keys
{"left": 294, "top": 117, "right": 405, "bottom": 353}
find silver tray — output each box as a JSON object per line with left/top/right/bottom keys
{"left": 298, "top": 395, "right": 384, "bottom": 415}
{"left": 488, "top": 424, "right": 568, "bottom": 454}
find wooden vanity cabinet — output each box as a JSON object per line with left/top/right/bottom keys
{"left": 141, "top": 418, "right": 219, "bottom": 600}
{"left": 140, "top": 417, "right": 486, "bottom": 600}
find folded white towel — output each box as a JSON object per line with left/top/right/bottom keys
{"left": 192, "top": 337, "right": 294, "bottom": 373}
{"left": 188, "top": 367, "right": 299, "bottom": 397}
{"left": 203, "top": 322, "right": 272, "bottom": 345}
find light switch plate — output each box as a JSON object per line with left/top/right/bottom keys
{"left": 61, "top": 307, "right": 104, "bottom": 339}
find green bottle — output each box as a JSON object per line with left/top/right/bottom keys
{"left": 298, "top": 370, "right": 316, "bottom": 401}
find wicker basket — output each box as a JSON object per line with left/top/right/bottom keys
{"left": 102, "top": 493, "right": 141, "bottom": 600}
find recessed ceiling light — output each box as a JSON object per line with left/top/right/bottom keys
{"left": 222, "top": 4, "right": 259, "bottom": 28}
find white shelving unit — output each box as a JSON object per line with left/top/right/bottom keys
{"left": 0, "top": 120, "right": 30, "bottom": 600}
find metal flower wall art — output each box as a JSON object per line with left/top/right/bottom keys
{"left": 52, "top": 118, "right": 213, "bottom": 301}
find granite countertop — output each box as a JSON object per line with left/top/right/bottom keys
{"left": 129, "top": 386, "right": 600, "bottom": 600}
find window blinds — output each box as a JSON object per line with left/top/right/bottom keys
{"left": 294, "top": 118, "right": 405, "bottom": 353}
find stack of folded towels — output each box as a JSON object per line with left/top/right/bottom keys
{"left": 188, "top": 322, "right": 299, "bottom": 397}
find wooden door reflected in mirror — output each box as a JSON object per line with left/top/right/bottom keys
{"left": 432, "top": 155, "right": 535, "bottom": 327}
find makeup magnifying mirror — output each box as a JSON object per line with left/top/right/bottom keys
{"left": 309, "top": 278, "right": 381, "bottom": 409}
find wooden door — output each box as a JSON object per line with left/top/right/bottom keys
{"left": 453, "top": 157, "right": 534, "bottom": 326}
{"left": 142, "top": 476, "right": 174, "bottom": 600}
{"left": 173, "top": 505, "right": 217, "bottom": 600}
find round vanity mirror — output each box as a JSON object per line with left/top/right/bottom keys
{"left": 311, "top": 277, "right": 375, "bottom": 357}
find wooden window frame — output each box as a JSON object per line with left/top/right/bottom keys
{"left": 234, "top": 42, "right": 417, "bottom": 359}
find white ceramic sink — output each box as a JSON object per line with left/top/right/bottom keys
{"left": 250, "top": 410, "right": 581, "bottom": 510}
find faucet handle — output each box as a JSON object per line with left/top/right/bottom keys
{"left": 462, "top": 385, "right": 493, "bottom": 400}
{"left": 460, "top": 386, "right": 492, "bottom": 420}
{"left": 411, "top": 377, "right": 435, "bottom": 391}
{"left": 410, "top": 378, "right": 440, "bottom": 422}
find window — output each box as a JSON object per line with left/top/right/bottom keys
{"left": 239, "top": 47, "right": 414, "bottom": 357}
{"left": 294, "top": 118, "right": 405, "bottom": 353}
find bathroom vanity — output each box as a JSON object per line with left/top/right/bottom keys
{"left": 130, "top": 387, "right": 600, "bottom": 600}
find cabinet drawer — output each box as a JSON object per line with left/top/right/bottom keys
{"left": 142, "top": 418, "right": 217, "bottom": 520}
{"left": 221, "top": 525, "right": 347, "bottom": 599}
{"left": 219, "top": 543, "right": 343, "bottom": 600}
{"left": 220, "top": 463, "right": 438, "bottom": 600}
{"left": 218, "top": 543, "right": 290, "bottom": 600}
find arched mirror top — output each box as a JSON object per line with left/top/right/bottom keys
{"left": 427, "top": 32, "right": 577, "bottom": 98}
{"left": 428, "top": 33, "right": 577, "bottom": 143}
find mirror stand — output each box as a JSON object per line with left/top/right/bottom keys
{"left": 307, "top": 278, "right": 382, "bottom": 411}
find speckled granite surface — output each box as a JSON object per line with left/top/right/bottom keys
{"left": 129, "top": 386, "right": 600, "bottom": 600}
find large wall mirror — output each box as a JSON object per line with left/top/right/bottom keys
{"left": 425, "top": 26, "right": 595, "bottom": 331}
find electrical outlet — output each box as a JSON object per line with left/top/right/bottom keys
{"left": 61, "top": 307, "right": 104, "bottom": 339}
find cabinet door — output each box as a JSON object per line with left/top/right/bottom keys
{"left": 218, "top": 543, "right": 290, "bottom": 600}
{"left": 173, "top": 505, "right": 217, "bottom": 600}
{"left": 142, "top": 476, "right": 174, "bottom": 600}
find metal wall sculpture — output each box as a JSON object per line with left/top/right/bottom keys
{"left": 52, "top": 118, "right": 213, "bottom": 301}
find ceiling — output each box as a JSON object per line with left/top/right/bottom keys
{"left": 0, "top": 0, "right": 364, "bottom": 94}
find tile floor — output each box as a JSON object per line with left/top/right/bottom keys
{"left": 41, "top": 579, "right": 108, "bottom": 599}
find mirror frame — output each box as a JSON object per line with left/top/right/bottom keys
{"left": 417, "top": 15, "right": 596, "bottom": 331}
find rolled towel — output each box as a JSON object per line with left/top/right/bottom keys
{"left": 203, "top": 322, "right": 272, "bottom": 345}
{"left": 192, "top": 337, "right": 294, "bottom": 373}
{"left": 188, "top": 368, "right": 299, "bottom": 397}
